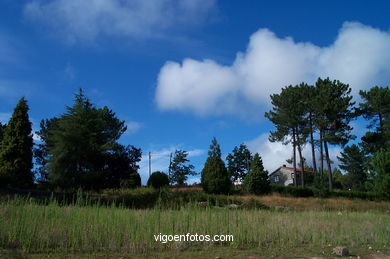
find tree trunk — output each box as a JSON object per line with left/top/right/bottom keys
{"left": 309, "top": 112, "right": 317, "bottom": 172}
{"left": 292, "top": 128, "right": 297, "bottom": 187}
{"left": 319, "top": 129, "right": 324, "bottom": 177}
{"left": 296, "top": 127, "right": 305, "bottom": 187}
{"left": 324, "top": 140, "right": 333, "bottom": 191}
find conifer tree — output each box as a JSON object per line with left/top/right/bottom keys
{"left": 359, "top": 86, "right": 390, "bottom": 154}
{"left": 0, "top": 97, "right": 34, "bottom": 188}
{"left": 226, "top": 143, "right": 252, "bottom": 182}
{"left": 337, "top": 144, "right": 367, "bottom": 191}
{"left": 265, "top": 85, "right": 307, "bottom": 187}
{"left": 201, "top": 137, "right": 230, "bottom": 194}
{"left": 244, "top": 153, "right": 270, "bottom": 194}
{"left": 313, "top": 78, "right": 355, "bottom": 191}
{"left": 169, "top": 149, "right": 196, "bottom": 185}
{"left": 41, "top": 89, "right": 135, "bottom": 190}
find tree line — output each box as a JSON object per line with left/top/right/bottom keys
{"left": 0, "top": 80, "right": 388, "bottom": 197}
{"left": 264, "top": 78, "right": 389, "bottom": 197}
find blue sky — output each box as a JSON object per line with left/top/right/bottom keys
{"left": 1, "top": 0, "right": 389, "bottom": 184}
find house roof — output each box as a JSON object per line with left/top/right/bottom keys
{"left": 269, "top": 166, "right": 315, "bottom": 176}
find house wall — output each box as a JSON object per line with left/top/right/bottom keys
{"left": 270, "top": 168, "right": 295, "bottom": 186}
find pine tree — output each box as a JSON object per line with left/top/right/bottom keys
{"left": 0, "top": 97, "right": 34, "bottom": 188}
{"left": 359, "top": 86, "right": 390, "bottom": 154}
{"left": 265, "top": 85, "right": 308, "bottom": 187}
{"left": 201, "top": 137, "right": 230, "bottom": 194}
{"left": 169, "top": 149, "right": 196, "bottom": 185}
{"left": 42, "top": 89, "right": 131, "bottom": 190}
{"left": 313, "top": 78, "right": 355, "bottom": 191}
{"left": 226, "top": 143, "right": 252, "bottom": 182}
{"left": 337, "top": 144, "right": 367, "bottom": 191}
{"left": 244, "top": 153, "right": 270, "bottom": 194}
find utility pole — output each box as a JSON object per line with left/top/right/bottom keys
{"left": 148, "top": 152, "right": 151, "bottom": 177}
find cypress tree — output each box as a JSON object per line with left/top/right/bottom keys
{"left": 201, "top": 137, "right": 230, "bottom": 194}
{"left": 0, "top": 97, "right": 34, "bottom": 188}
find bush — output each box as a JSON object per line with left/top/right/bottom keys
{"left": 147, "top": 171, "right": 169, "bottom": 189}
{"left": 244, "top": 170, "right": 271, "bottom": 195}
{"left": 121, "top": 173, "right": 141, "bottom": 189}
{"left": 271, "top": 185, "right": 383, "bottom": 200}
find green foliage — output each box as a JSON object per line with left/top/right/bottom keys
{"left": 36, "top": 89, "right": 141, "bottom": 190}
{"left": 147, "top": 171, "right": 169, "bottom": 189}
{"left": 312, "top": 173, "right": 329, "bottom": 196}
{"left": 0, "top": 97, "right": 34, "bottom": 188}
{"left": 226, "top": 143, "right": 252, "bottom": 181}
{"left": 121, "top": 172, "right": 141, "bottom": 189}
{"left": 368, "top": 149, "right": 390, "bottom": 199}
{"left": 105, "top": 144, "right": 142, "bottom": 189}
{"left": 201, "top": 137, "right": 231, "bottom": 194}
{"left": 0, "top": 122, "right": 5, "bottom": 142}
{"left": 244, "top": 153, "right": 270, "bottom": 194}
{"left": 314, "top": 78, "right": 355, "bottom": 146}
{"left": 358, "top": 87, "right": 390, "bottom": 154}
{"left": 359, "top": 86, "right": 390, "bottom": 130}
{"left": 337, "top": 144, "right": 367, "bottom": 191}
{"left": 169, "top": 149, "right": 196, "bottom": 185}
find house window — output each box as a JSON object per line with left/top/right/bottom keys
{"left": 274, "top": 175, "right": 280, "bottom": 183}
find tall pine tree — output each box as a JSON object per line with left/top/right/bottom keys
{"left": 0, "top": 97, "right": 34, "bottom": 188}
{"left": 359, "top": 86, "right": 390, "bottom": 154}
{"left": 313, "top": 78, "right": 355, "bottom": 191}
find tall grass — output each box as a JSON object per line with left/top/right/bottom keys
{"left": 1, "top": 196, "right": 389, "bottom": 253}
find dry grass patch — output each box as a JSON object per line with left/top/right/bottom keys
{"left": 234, "top": 193, "right": 390, "bottom": 212}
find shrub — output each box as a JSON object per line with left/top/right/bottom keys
{"left": 147, "top": 171, "right": 169, "bottom": 189}
{"left": 121, "top": 172, "right": 141, "bottom": 188}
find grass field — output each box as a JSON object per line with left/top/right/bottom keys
{"left": 1, "top": 194, "right": 390, "bottom": 258}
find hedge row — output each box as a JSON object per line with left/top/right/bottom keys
{"left": 271, "top": 185, "right": 385, "bottom": 200}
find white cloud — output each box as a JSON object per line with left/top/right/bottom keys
{"left": 24, "top": 0, "right": 217, "bottom": 44}
{"left": 138, "top": 146, "right": 204, "bottom": 185}
{"left": 125, "top": 121, "right": 141, "bottom": 135}
{"left": 156, "top": 22, "right": 390, "bottom": 117}
{"left": 245, "top": 133, "right": 342, "bottom": 173}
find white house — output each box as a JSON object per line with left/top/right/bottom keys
{"left": 269, "top": 165, "right": 314, "bottom": 186}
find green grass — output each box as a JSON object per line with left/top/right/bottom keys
{"left": 1, "top": 197, "right": 389, "bottom": 256}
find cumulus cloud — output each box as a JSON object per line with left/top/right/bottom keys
{"left": 156, "top": 22, "right": 390, "bottom": 117}
{"left": 245, "top": 133, "right": 342, "bottom": 173}
{"left": 24, "top": 0, "right": 217, "bottom": 44}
